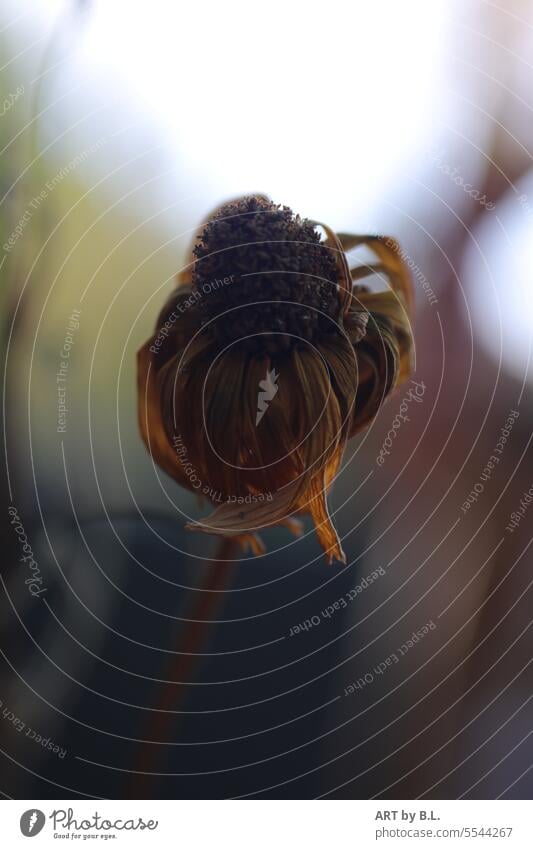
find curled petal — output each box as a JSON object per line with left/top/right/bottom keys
{"left": 137, "top": 342, "right": 190, "bottom": 488}
{"left": 302, "top": 467, "right": 346, "bottom": 565}
{"left": 185, "top": 478, "right": 301, "bottom": 537}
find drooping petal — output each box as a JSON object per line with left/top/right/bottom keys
{"left": 185, "top": 477, "right": 301, "bottom": 537}
{"left": 137, "top": 342, "right": 191, "bottom": 488}
{"left": 337, "top": 233, "right": 414, "bottom": 317}
{"left": 332, "top": 234, "right": 414, "bottom": 435}
{"left": 301, "top": 464, "right": 346, "bottom": 565}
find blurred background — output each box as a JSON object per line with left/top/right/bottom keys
{"left": 1, "top": 0, "right": 533, "bottom": 799}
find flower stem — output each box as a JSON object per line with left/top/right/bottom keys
{"left": 129, "top": 536, "right": 239, "bottom": 796}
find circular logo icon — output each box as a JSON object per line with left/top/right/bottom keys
{"left": 20, "top": 809, "right": 45, "bottom": 837}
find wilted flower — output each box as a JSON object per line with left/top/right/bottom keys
{"left": 138, "top": 196, "right": 413, "bottom": 563}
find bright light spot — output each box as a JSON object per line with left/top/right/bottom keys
{"left": 462, "top": 175, "right": 533, "bottom": 384}
{"left": 75, "top": 0, "right": 453, "bottom": 225}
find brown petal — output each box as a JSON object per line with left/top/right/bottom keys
{"left": 185, "top": 478, "right": 301, "bottom": 537}
{"left": 137, "top": 342, "right": 191, "bottom": 488}
{"left": 297, "top": 457, "right": 346, "bottom": 565}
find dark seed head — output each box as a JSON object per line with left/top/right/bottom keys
{"left": 192, "top": 196, "right": 341, "bottom": 354}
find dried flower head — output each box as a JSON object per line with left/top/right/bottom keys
{"left": 137, "top": 195, "right": 413, "bottom": 563}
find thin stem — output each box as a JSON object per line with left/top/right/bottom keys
{"left": 129, "top": 536, "right": 239, "bottom": 796}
